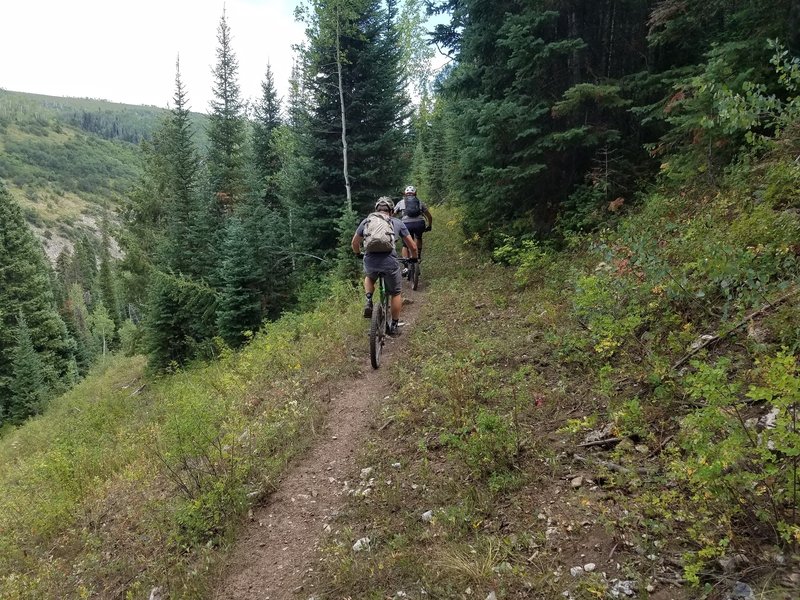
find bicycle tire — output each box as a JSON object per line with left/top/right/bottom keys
{"left": 369, "top": 301, "right": 384, "bottom": 369}
{"left": 411, "top": 262, "right": 420, "bottom": 290}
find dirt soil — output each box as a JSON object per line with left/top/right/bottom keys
{"left": 213, "top": 289, "right": 424, "bottom": 600}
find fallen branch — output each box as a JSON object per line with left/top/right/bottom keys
{"left": 577, "top": 436, "right": 624, "bottom": 448}
{"left": 574, "top": 453, "right": 652, "bottom": 476}
{"left": 671, "top": 287, "right": 798, "bottom": 372}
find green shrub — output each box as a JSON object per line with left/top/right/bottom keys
{"left": 442, "top": 409, "right": 519, "bottom": 479}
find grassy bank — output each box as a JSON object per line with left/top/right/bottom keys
{"left": 0, "top": 281, "right": 365, "bottom": 599}
{"left": 312, "top": 157, "right": 800, "bottom": 598}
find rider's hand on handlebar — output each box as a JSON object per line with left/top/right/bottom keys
{"left": 408, "top": 257, "right": 419, "bottom": 263}
{"left": 355, "top": 252, "right": 364, "bottom": 259}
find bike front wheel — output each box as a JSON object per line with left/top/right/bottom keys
{"left": 411, "top": 263, "right": 420, "bottom": 290}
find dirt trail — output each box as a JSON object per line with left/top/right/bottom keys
{"left": 213, "top": 289, "right": 424, "bottom": 600}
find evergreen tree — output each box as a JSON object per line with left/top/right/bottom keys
{"left": 97, "top": 221, "right": 121, "bottom": 326}
{"left": 145, "top": 271, "right": 217, "bottom": 369}
{"left": 301, "top": 0, "right": 410, "bottom": 253}
{"left": 207, "top": 8, "right": 248, "bottom": 204}
{"left": 144, "top": 61, "right": 220, "bottom": 368}
{"left": 8, "top": 314, "right": 48, "bottom": 423}
{"left": 161, "top": 57, "right": 205, "bottom": 277}
{"left": 252, "top": 63, "right": 283, "bottom": 202}
{"left": 216, "top": 214, "right": 263, "bottom": 346}
{"left": 64, "top": 283, "right": 94, "bottom": 373}
{"left": 0, "top": 181, "right": 75, "bottom": 417}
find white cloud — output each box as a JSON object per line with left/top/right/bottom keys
{"left": 1, "top": 0, "right": 304, "bottom": 111}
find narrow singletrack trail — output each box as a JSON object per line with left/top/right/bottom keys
{"left": 213, "top": 287, "right": 425, "bottom": 600}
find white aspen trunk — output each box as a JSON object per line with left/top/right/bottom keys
{"left": 289, "top": 206, "right": 297, "bottom": 271}
{"left": 335, "top": 7, "right": 352, "bottom": 212}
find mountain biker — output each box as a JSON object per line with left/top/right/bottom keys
{"left": 394, "top": 185, "right": 432, "bottom": 267}
{"left": 352, "top": 197, "right": 418, "bottom": 335}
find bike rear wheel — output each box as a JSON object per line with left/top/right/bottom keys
{"left": 369, "top": 280, "right": 387, "bottom": 369}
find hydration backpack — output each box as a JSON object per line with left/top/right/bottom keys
{"left": 363, "top": 213, "right": 396, "bottom": 253}
{"left": 404, "top": 196, "right": 422, "bottom": 218}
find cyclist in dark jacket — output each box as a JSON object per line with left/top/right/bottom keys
{"left": 394, "top": 185, "right": 432, "bottom": 264}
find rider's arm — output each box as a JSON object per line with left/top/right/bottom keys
{"left": 423, "top": 207, "right": 433, "bottom": 228}
{"left": 351, "top": 233, "right": 363, "bottom": 254}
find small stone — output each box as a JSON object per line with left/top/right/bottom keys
{"left": 570, "top": 566, "right": 584, "bottom": 577}
{"left": 465, "top": 587, "right": 472, "bottom": 595}
{"left": 646, "top": 584, "right": 655, "bottom": 593}
{"left": 634, "top": 444, "right": 649, "bottom": 454}
{"left": 360, "top": 467, "right": 374, "bottom": 480}
{"left": 485, "top": 593, "right": 497, "bottom": 600}
{"left": 537, "top": 513, "right": 547, "bottom": 520}
{"left": 571, "top": 476, "right": 583, "bottom": 488}
{"left": 583, "top": 562, "right": 596, "bottom": 572}
{"left": 391, "top": 462, "right": 402, "bottom": 469}
{"left": 730, "top": 581, "right": 755, "bottom": 600}
{"left": 609, "top": 579, "right": 638, "bottom": 597}
{"left": 421, "top": 510, "right": 434, "bottom": 522}
{"left": 352, "top": 537, "right": 370, "bottom": 552}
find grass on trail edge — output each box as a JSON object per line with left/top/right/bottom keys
{"left": 310, "top": 194, "right": 800, "bottom": 599}
{"left": 0, "top": 278, "right": 367, "bottom": 599}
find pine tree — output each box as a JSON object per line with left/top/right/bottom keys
{"left": 8, "top": 314, "right": 48, "bottom": 423}
{"left": 253, "top": 63, "right": 283, "bottom": 202}
{"left": 97, "top": 221, "right": 121, "bottom": 326}
{"left": 161, "top": 56, "right": 205, "bottom": 277}
{"left": 207, "top": 8, "right": 248, "bottom": 204}
{"left": 0, "top": 181, "right": 75, "bottom": 416}
{"left": 144, "top": 60, "right": 220, "bottom": 368}
{"left": 145, "top": 271, "right": 217, "bottom": 369}
{"left": 216, "top": 214, "right": 263, "bottom": 346}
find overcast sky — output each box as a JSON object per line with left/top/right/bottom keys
{"left": 1, "top": 0, "right": 306, "bottom": 111}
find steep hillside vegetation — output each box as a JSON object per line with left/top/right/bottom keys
{"left": 311, "top": 146, "right": 800, "bottom": 598}
{"left": 0, "top": 279, "right": 366, "bottom": 598}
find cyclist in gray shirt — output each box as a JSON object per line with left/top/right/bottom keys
{"left": 351, "top": 197, "right": 418, "bottom": 335}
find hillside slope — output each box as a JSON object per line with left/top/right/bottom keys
{"left": 0, "top": 90, "right": 207, "bottom": 259}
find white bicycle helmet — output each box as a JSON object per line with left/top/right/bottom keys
{"left": 375, "top": 196, "right": 395, "bottom": 212}
{"left": 404, "top": 185, "right": 417, "bottom": 195}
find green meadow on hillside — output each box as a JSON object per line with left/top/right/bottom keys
{"left": 0, "top": 90, "right": 208, "bottom": 253}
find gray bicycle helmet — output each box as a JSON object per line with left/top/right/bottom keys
{"left": 404, "top": 185, "right": 417, "bottom": 195}
{"left": 375, "top": 196, "right": 395, "bottom": 212}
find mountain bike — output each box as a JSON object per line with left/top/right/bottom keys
{"left": 399, "top": 257, "right": 420, "bottom": 290}
{"left": 369, "top": 272, "right": 391, "bottom": 369}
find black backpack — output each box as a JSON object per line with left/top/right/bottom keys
{"left": 404, "top": 196, "right": 422, "bottom": 218}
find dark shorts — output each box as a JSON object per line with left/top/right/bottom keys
{"left": 365, "top": 263, "right": 403, "bottom": 296}
{"left": 402, "top": 220, "right": 425, "bottom": 245}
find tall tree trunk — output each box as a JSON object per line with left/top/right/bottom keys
{"left": 336, "top": 7, "right": 352, "bottom": 212}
